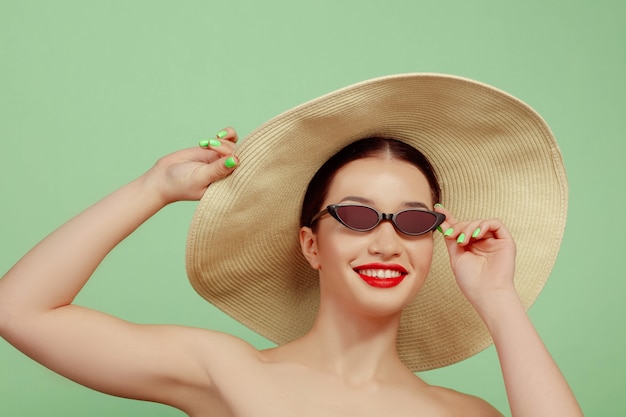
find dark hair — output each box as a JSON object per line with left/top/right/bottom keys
{"left": 300, "top": 137, "right": 442, "bottom": 229}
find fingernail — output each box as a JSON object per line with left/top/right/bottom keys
{"left": 216, "top": 130, "right": 228, "bottom": 139}
{"left": 199, "top": 139, "right": 222, "bottom": 148}
{"left": 457, "top": 233, "right": 466, "bottom": 244}
{"left": 472, "top": 228, "right": 481, "bottom": 238}
{"left": 437, "top": 226, "right": 443, "bottom": 233}
{"left": 444, "top": 228, "right": 453, "bottom": 237}
{"left": 434, "top": 203, "right": 444, "bottom": 208}
{"left": 224, "top": 156, "right": 237, "bottom": 169}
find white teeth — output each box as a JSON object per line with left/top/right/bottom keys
{"left": 357, "top": 269, "right": 402, "bottom": 279}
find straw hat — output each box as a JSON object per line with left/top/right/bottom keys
{"left": 186, "top": 73, "right": 567, "bottom": 371}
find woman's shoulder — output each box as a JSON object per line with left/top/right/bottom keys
{"left": 424, "top": 384, "right": 504, "bottom": 417}
{"left": 187, "top": 326, "right": 266, "bottom": 364}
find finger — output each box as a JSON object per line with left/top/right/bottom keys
{"left": 195, "top": 155, "right": 239, "bottom": 186}
{"left": 198, "top": 136, "right": 237, "bottom": 157}
{"left": 469, "top": 218, "right": 514, "bottom": 241}
{"left": 451, "top": 218, "right": 515, "bottom": 252}
{"left": 434, "top": 204, "right": 459, "bottom": 236}
{"left": 452, "top": 220, "right": 484, "bottom": 246}
{"left": 434, "top": 205, "right": 483, "bottom": 247}
{"left": 433, "top": 205, "right": 467, "bottom": 257}
{"left": 156, "top": 146, "right": 221, "bottom": 168}
{"left": 215, "top": 127, "right": 239, "bottom": 144}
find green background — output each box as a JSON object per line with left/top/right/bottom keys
{"left": 1, "top": 0, "right": 624, "bottom": 415}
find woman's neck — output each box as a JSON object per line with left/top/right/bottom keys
{"left": 277, "top": 299, "right": 410, "bottom": 384}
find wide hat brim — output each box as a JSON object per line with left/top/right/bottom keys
{"left": 186, "top": 73, "right": 567, "bottom": 371}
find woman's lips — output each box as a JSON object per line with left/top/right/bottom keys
{"left": 353, "top": 263, "right": 408, "bottom": 289}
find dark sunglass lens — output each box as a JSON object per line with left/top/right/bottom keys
{"left": 335, "top": 205, "right": 379, "bottom": 230}
{"left": 395, "top": 210, "right": 437, "bottom": 234}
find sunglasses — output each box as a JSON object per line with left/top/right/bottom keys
{"left": 309, "top": 204, "right": 446, "bottom": 236}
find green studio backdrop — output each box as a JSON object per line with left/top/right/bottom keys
{"left": 1, "top": 0, "right": 624, "bottom": 416}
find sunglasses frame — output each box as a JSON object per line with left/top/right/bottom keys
{"left": 309, "top": 203, "right": 446, "bottom": 236}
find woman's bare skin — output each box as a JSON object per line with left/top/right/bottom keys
{"left": 0, "top": 128, "right": 583, "bottom": 416}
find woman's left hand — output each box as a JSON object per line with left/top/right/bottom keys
{"left": 434, "top": 206, "right": 584, "bottom": 417}
{"left": 434, "top": 205, "right": 517, "bottom": 309}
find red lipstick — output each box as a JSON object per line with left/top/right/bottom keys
{"left": 353, "top": 263, "right": 408, "bottom": 289}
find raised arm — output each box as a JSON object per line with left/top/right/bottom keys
{"left": 434, "top": 205, "right": 584, "bottom": 417}
{"left": 0, "top": 130, "right": 239, "bottom": 410}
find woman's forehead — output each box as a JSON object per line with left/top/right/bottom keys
{"left": 325, "top": 157, "right": 433, "bottom": 206}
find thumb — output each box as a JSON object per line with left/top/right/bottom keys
{"left": 196, "top": 155, "right": 239, "bottom": 187}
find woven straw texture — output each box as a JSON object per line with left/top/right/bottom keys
{"left": 186, "top": 73, "right": 567, "bottom": 371}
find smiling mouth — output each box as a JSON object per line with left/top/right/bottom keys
{"left": 353, "top": 266, "right": 407, "bottom": 288}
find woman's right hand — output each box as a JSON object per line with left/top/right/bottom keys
{"left": 146, "top": 127, "right": 239, "bottom": 205}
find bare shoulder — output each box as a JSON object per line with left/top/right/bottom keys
{"left": 126, "top": 323, "right": 265, "bottom": 396}
{"left": 187, "top": 326, "right": 265, "bottom": 370}
{"left": 427, "top": 385, "right": 504, "bottom": 417}
{"left": 151, "top": 326, "right": 266, "bottom": 415}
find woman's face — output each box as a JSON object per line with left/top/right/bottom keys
{"left": 300, "top": 157, "right": 436, "bottom": 317}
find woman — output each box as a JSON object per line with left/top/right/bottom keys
{"left": 0, "top": 74, "right": 582, "bottom": 416}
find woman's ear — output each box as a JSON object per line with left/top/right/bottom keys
{"left": 299, "top": 226, "right": 320, "bottom": 270}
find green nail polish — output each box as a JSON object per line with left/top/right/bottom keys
{"left": 444, "top": 228, "right": 453, "bottom": 237}
{"left": 434, "top": 203, "right": 444, "bottom": 208}
{"left": 457, "top": 233, "right": 466, "bottom": 244}
{"left": 209, "top": 139, "right": 221, "bottom": 147}
{"left": 199, "top": 139, "right": 210, "bottom": 148}
{"left": 216, "top": 130, "right": 228, "bottom": 139}
{"left": 224, "top": 156, "right": 237, "bottom": 168}
{"left": 472, "top": 228, "right": 481, "bottom": 238}
{"left": 437, "top": 226, "right": 443, "bottom": 233}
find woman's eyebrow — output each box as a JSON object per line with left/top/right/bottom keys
{"left": 403, "top": 201, "right": 429, "bottom": 209}
{"left": 339, "top": 196, "right": 373, "bottom": 204}
{"left": 339, "top": 196, "right": 429, "bottom": 209}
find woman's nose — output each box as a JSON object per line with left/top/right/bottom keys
{"left": 367, "top": 220, "right": 403, "bottom": 258}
